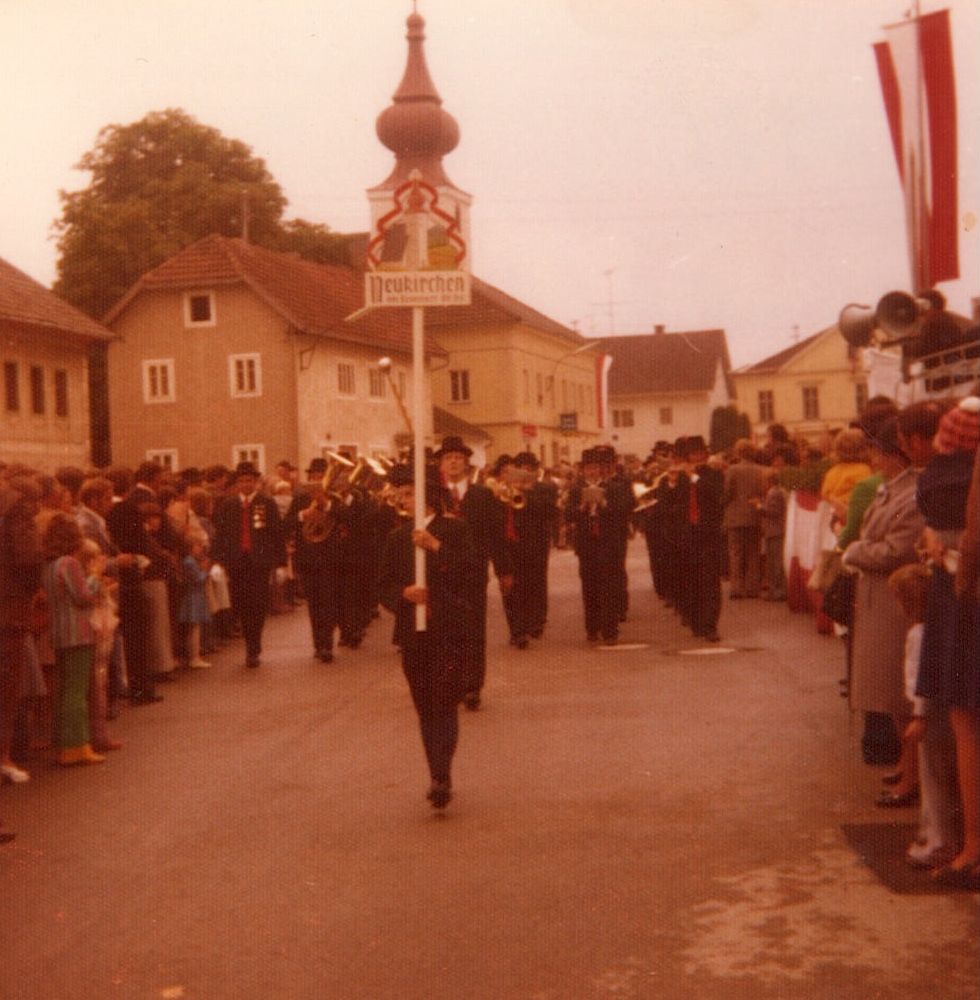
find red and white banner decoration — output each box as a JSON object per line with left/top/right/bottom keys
{"left": 594, "top": 353, "right": 613, "bottom": 430}
{"left": 873, "top": 9, "right": 959, "bottom": 290}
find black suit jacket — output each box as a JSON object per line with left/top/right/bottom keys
{"left": 379, "top": 515, "right": 482, "bottom": 651}
{"left": 212, "top": 492, "right": 286, "bottom": 571}
{"left": 457, "top": 482, "right": 513, "bottom": 577}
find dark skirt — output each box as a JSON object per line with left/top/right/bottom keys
{"left": 916, "top": 566, "right": 980, "bottom": 711}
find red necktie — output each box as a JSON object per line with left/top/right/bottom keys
{"left": 688, "top": 479, "right": 700, "bottom": 526}
{"left": 505, "top": 506, "right": 519, "bottom": 543}
{"left": 241, "top": 499, "right": 253, "bottom": 553}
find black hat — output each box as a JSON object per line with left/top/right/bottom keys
{"left": 512, "top": 451, "right": 540, "bottom": 469}
{"left": 433, "top": 436, "right": 473, "bottom": 459}
{"left": 595, "top": 445, "right": 616, "bottom": 464}
{"left": 685, "top": 435, "right": 708, "bottom": 454}
{"left": 234, "top": 461, "right": 261, "bottom": 479}
{"left": 305, "top": 458, "right": 328, "bottom": 476}
{"left": 581, "top": 447, "right": 601, "bottom": 464}
{"left": 653, "top": 440, "right": 672, "bottom": 454}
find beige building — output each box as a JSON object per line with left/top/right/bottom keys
{"left": 0, "top": 256, "right": 112, "bottom": 471}
{"left": 105, "top": 235, "right": 439, "bottom": 473}
{"left": 427, "top": 279, "right": 601, "bottom": 466}
{"left": 595, "top": 328, "right": 734, "bottom": 460}
{"left": 733, "top": 326, "right": 868, "bottom": 443}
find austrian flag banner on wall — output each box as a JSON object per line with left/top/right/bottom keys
{"left": 873, "top": 9, "right": 959, "bottom": 290}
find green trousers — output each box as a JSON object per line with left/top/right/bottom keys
{"left": 56, "top": 645, "right": 93, "bottom": 749}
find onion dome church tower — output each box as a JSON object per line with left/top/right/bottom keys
{"left": 367, "top": 9, "right": 471, "bottom": 272}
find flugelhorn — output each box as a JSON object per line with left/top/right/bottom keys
{"left": 484, "top": 476, "right": 527, "bottom": 510}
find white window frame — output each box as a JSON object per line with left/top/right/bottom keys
{"left": 802, "top": 385, "right": 820, "bottom": 421}
{"left": 142, "top": 359, "right": 176, "bottom": 404}
{"left": 368, "top": 367, "right": 386, "bottom": 400}
{"left": 146, "top": 449, "right": 178, "bottom": 471}
{"left": 758, "top": 389, "right": 775, "bottom": 424}
{"left": 657, "top": 407, "right": 671, "bottom": 426}
{"left": 232, "top": 444, "right": 266, "bottom": 472}
{"left": 337, "top": 361, "right": 356, "bottom": 397}
{"left": 184, "top": 291, "right": 216, "bottom": 328}
{"left": 229, "top": 353, "right": 262, "bottom": 398}
{"left": 449, "top": 369, "right": 470, "bottom": 403}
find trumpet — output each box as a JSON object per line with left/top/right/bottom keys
{"left": 484, "top": 476, "right": 527, "bottom": 510}
{"left": 580, "top": 478, "right": 608, "bottom": 516}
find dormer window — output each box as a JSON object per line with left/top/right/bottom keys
{"left": 184, "top": 292, "right": 215, "bottom": 327}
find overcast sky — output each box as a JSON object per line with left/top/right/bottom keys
{"left": 2, "top": 0, "right": 977, "bottom": 366}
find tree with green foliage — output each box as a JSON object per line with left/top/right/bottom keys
{"left": 709, "top": 404, "right": 752, "bottom": 454}
{"left": 53, "top": 108, "right": 349, "bottom": 319}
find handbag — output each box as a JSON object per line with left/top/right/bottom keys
{"left": 822, "top": 571, "right": 855, "bottom": 627}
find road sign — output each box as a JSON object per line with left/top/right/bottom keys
{"left": 365, "top": 270, "right": 471, "bottom": 307}
{"left": 521, "top": 424, "right": 538, "bottom": 439}
{"left": 559, "top": 412, "right": 578, "bottom": 432}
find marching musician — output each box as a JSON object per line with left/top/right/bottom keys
{"left": 436, "top": 436, "right": 512, "bottom": 710}
{"left": 675, "top": 436, "right": 725, "bottom": 643}
{"left": 379, "top": 463, "right": 482, "bottom": 809}
{"left": 211, "top": 462, "right": 286, "bottom": 668}
{"left": 565, "top": 445, "right": 635, "bottom": 645}
{"left": 496, "top": 452, "right": 558, "bottom": 649}
{"left": 284, "top": 458, "right": 348, "bottom": 663}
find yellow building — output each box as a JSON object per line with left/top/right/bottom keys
{"left": 427, "top": 279, "right": 601, "bottom": 466}
{"left": 733, "top": 326, "right": 868, "bottom": 443}
{"left": 0, "top": 256, "right": 112, "bottom": 471}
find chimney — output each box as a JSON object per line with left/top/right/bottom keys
{"left": 653, "top": 324, "right": 666, "bottom": 335}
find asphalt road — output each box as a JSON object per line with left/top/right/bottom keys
{"left": 2, "top": 539, "right": 977, "bottom": 1000}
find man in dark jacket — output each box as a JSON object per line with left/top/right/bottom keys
{"left": 212, "top": 462, "right": 286, "bottom": 668}
{"left": 380, "top": 463, "right": 482, "bottom": 809}
{"left": 436, "top": 436, "right": 512, "bottom": 710}
{"left": 565, "top": 446, "right": 635, "bottom": 644}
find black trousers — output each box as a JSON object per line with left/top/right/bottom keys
{"left": 297, "top": 564, "right": 339, "bottom": 654}
{"left": 576, "top": 547, "right": 622, "bottom": 641}
{"left": 117, "top": 582, "right": 153, "bottom": 698}
{"left": 227, "top": 558, "right": 271, "bottom": 659}
{"left": 503, "top": 547, "right": 549, "bottom": 640}
{"left": 401, "top": 634, "right": 462, "bottom": 785}
{"left": 678, "top": 530, "right": 722, "bottom": 636}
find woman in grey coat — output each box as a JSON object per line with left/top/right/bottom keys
{"left": 842, "top": 418, "right": 924, "bottom": 754}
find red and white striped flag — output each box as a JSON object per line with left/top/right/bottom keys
{"left": 873, "top": 9, "right": 959, "bottom": 290}
{"left": 594, "top": 353, "right": 613, "bottom": 430}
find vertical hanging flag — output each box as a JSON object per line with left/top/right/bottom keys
{"left": 873, "top": 9, "right": 958, "bottom": 290}
{"left": 595, "top": 353, "right": 613, "bottom": 430}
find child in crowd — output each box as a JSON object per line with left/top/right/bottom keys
{"left": 179, "top": 539, "right": 212, "bottom": 669}
{"left": 78, "top": 539, "right": 122, "bottom": 753}
{"left": 759, "top": 469, "right": 787, "bottom": 601}
{"left": 42, "top": 514, "right": 105, "bottom": 766}
{"left": 886, "top": 562, "right": 958, "bottom": 867}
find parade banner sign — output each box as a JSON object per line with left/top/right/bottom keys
{"left": 365, "top": 172, "right": 471, "bottom": 307}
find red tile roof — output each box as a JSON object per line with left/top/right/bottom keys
{"left": 426, "top": 276, "right": 581, "bottom": 344}
{"left": 104, "top": 235, "right": 430, "bottom": 357}
{"left": 596, "top": 329, "right": 732, "bottom": 396}
{"left": 433, "top": 406, "right": 490, "bottom": 441}
{"left": 0, "top": 256, "right": 113, "bottom": 342}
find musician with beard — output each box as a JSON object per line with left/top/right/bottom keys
{"left": 565, "top": 446, "right": 635, "bottom": 644}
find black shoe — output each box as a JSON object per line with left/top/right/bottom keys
{"left": 703, "top": 630, "right": 721, "bottom": 643}
{"left": 0, "top": 830, "right": 15, "bottom": 844}
{"left": 155, "top": 672, "right": 178, "bottom": 683}
{"left": 245, "top": 656, "right": 261, "bottom": 668}
{"left": 514, "top": 635, "right": 529, "bottom": 650}
{"left": 316, "top": 649, "right": 334, "bottom": 663}
{"left": 461, "top": 691, "right": 481, "bottom": 711}
{"left": 427, "top": 780, "right": 452, "bottom": 809}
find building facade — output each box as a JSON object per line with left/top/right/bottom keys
{"left": 0, "top": 256, "right": 112, "bottom": 471}
{"left": 595, "top": 328, "right": 734, "bottom": 460}
{"left": 732, "top": 326, "right": 868, "bottom": 443}
{"left": 104, "top": 236, "right": 435, "bottom": 472}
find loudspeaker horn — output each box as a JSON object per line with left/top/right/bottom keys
{"left": 875, "top": 291, "right": 931, "bottom": 341}
{"left": 839, "top": 303, "right": 876, "bottom": 348}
